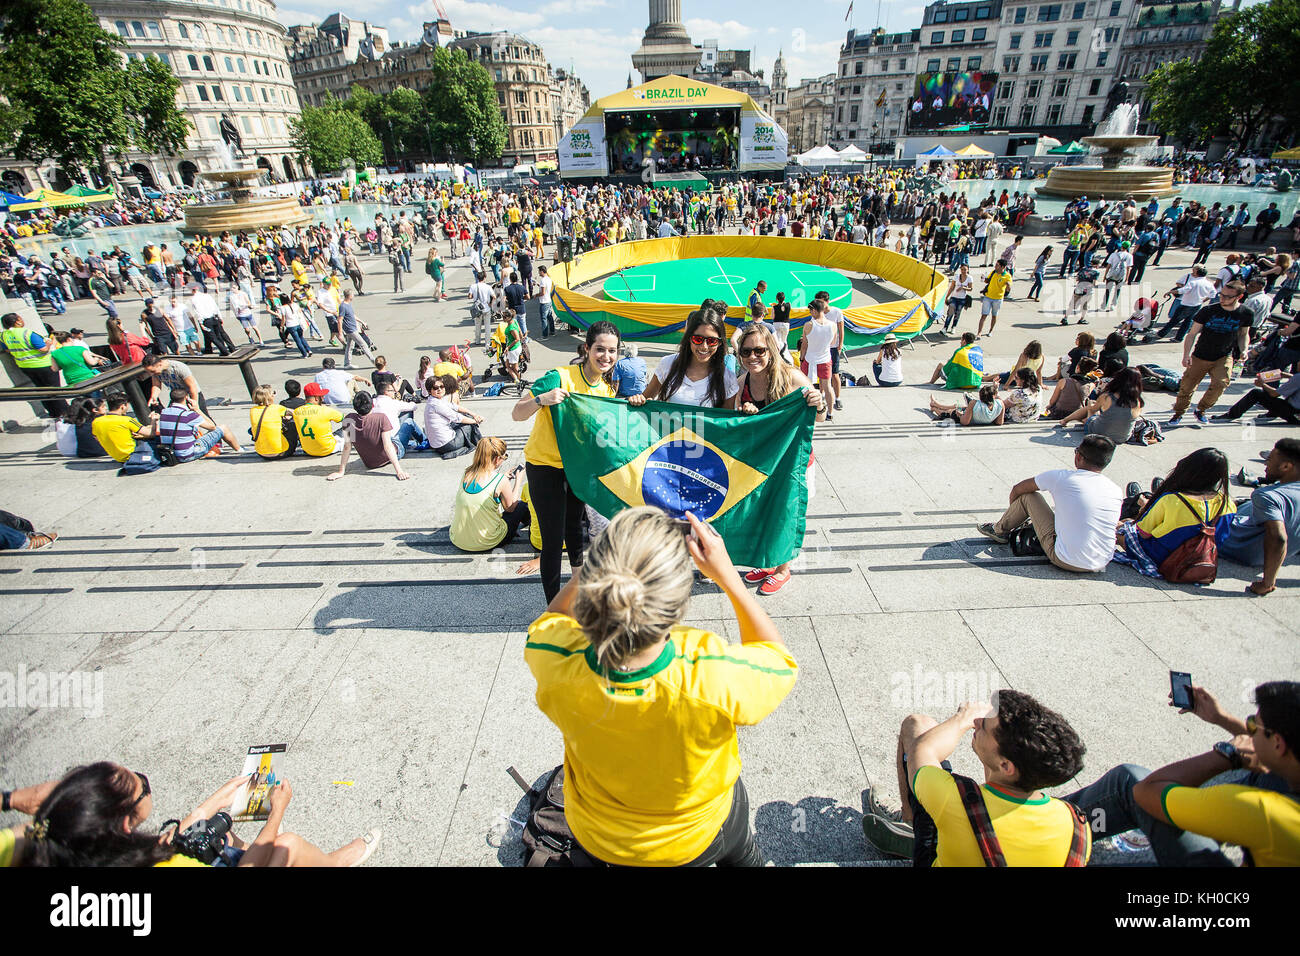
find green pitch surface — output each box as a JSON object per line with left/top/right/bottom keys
{"left": 600, "top": 256, "right": 854, "bottom": 309}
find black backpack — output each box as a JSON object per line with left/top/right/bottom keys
{"left": 508, "top": 765, "right": 575, "bottom": 867}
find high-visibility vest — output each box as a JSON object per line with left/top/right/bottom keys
{"left": 1, "top": 327, "right": 49, "bottom": 368}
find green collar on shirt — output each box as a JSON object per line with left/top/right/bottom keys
{"left": 583, "top": 641, "right": 675, "bottom": 683}
{"left": 984, "top": 782, "right": 1049, "bottom": 806}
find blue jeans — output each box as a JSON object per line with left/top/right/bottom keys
{"left": 286, "top": 325, "right": 310, "bottom": 357}
{"left": 539, "top": 304, "right": 556, "bottom": 337}
{"left": 44, "top": 287, "right": 66, "bottom": 313}
{"left": 1157, "top": 303, "right": 1196, "bottom": 341}
{"left": 0, "top": 522, "right": 28, "bottom": 550}
{"left": 1064, "top": 764, "right": 1293, "bottom": 866}
{"left": 1060, "top": 250, "right": 1078, "bottom": 277}
{"left": 1028, "top": 272, "right": 1044, "bottom": 298}
{"left": 390, "top": 419, "right": 424, "bottom": 459}
{"left": 176, "top": 428, "right": 225, "bottom": 462}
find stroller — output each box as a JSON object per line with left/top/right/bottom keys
{"left": 1118, "top": 296, "right": 1164, "bottom": 344}
{"left": 481, "top": 315, "right": 532, "bottom": 396}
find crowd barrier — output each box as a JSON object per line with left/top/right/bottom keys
{"left": 549, "top": 235, "right": 947, "bottom": 351}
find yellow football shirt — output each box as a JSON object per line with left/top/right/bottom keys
{"left": 523, "top": 365, "right": 615, "bottom": 469}
{"left": 250, "top": 403, "right": 291, "bottom": 457}
{"left": 1162, "top": 783, "right": 1300, "bottom": 867}
{"left": 912, "top": 765, "right": 1091, "bottom": 867}
{"left": 525, "top": 612, "right": 797, "bottom": 866}
{"left": 92, "top": 414, "right": 143, "bottom": 462}
{"left": 433, "top": 361, "right": 465, "bottom": 379}
{"left": 0, "top": 826, "right": 14, "bottom": 866}
{"left": 292, "top": 404, "right": 343, "bottom": 456}
{"left": 984, "top": 272, "right": 1013, "bottom": 301}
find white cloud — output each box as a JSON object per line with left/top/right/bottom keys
{"left": 684, "top": 18, "right": 755, "bottom": 40}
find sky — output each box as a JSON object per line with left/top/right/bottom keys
{"left": 273, "top": 0, "right": 931, "bottom": 99}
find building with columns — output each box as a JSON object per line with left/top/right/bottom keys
{"left": 631, "top": 0, "right": 703, "bottom": 82}
{"left": 785, "top": 74, "right": 836, "bottom": 154}
{"left": 832, "top": 28, "right": 920, "bottom": 153}
{"left": 2, "top": 0, "right": 306, "bottom": 195}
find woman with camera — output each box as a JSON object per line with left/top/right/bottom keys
{"left": 525, "top": 508, "right": 798, "bottom": 866}
{"left": 451, "top": 436, "right": 531, "bottom": 552}
{"left": 3, "top": 762, "right": 379, "bottom": 867}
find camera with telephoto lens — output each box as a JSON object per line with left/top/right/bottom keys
{"left": 172, "top": 811, "right": 233, "bottom": 864}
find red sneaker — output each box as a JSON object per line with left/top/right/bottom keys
{"left": 758, "top": 570, "right": 791, "bottom": 595}
{"left": 744, "top": 568, "right": 772, "bottom": 584}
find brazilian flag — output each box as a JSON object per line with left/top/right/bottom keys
{"left": 550, "top": 391, "right": 816, "bottom": 570}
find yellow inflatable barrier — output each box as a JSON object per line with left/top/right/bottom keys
{"left": 549, "top": 235, "right": 948, "bottom": 350}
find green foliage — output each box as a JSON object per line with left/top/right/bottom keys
{"left": 344, "top": 85, "right": 433, "bottom": 159}
{"left": 422, "top": 47, "right": 508, "bottom": 162}
{"left": 289, "top": 97, "right": 384, "bottom": 173}
{"left": 1144, "top": 0, "right": 1299, "bottom": 150}
{"left": 0, "top": 0, "right": 190, "bottom": 173}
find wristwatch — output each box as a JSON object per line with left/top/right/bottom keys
{"left": 1, "top": 791, "right": 11, "bottom": 813}
{"left": 1213, "top": 741, "right": 1242, "bottom": 770}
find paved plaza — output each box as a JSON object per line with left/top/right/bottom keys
{"left": 0, "top": 235, "right": 1296, "bottom": 865}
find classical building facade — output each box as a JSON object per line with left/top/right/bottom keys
{"left": 286, "top": 13, "right": 391, "bottom": 107}
{"left": 1, "top": 0, "right": 306, "bottom": 195}
{"left": 1118, "top": 0, "right": 1235, "bottom": 133}
{"left": 449, "top": 32, "right": 565, "bottom": 166}
{"left": 832, "top": 28, "right": 920, "bottom": 151}
{"left": 988, "top": 0, "right": 1135, "bottom": 138}
{"left": 786, "top": 74, "right": 836, "bottom": 154}
{"left": 550, "top": 68, "right": 591, "bottom": 157}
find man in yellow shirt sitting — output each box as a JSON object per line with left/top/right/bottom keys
{"left": 863, "top": 690, "right": 1089, "bottom": 866}
{"left": 1068, "top": 680, "right": 1300, "bottom": 866}
{"left": 91, "top": 393, "right": 161, "bottom": 463}
{"left": 292, "top": 383, "right": 344, "bottom": 455}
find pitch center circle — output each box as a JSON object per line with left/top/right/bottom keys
{"left": 707, "top": 274, "right": 747, "bottom": 285}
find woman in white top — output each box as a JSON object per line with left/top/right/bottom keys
{"left": 631, "top": 310, "right": 739, "bottom": 409}
{"left": 944, "top": 264, "right": 974, "bottom": 333}
{"left": 278, "top": 297, "right": 311, "bottom": 358}
{"left": 423, "top": 374, "right": 483, "bottom": 459}
{"left": 871, "top": 333, "right": 905, "bottom": 387}
{"left": 796, "top": 298, "right": 837, "bottom": 420}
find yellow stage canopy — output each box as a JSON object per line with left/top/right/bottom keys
{"left": 577, "top": 74, "right": 757, "bottom": 122}
{"left": 954, "top": 144, "right": 994, "bottom": 158}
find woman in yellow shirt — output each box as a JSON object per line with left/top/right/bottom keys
{"left": 512, "top": 320, "right": 621, "bottom": 601}
{"left": 248, "top": 384, "right": 297, "bottom": 459}
{"left": 525, "top": 507, "right": 797, "bottom": 866}
{"left": 8, "top": 762, "right": 378, "bottom": 867}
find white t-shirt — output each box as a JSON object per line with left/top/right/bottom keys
{"left": 315, "top": 369, "right": 355, "bottom": 406}
{"left": 949, "top": 275, "right": 974, "bottom": 301}
{"left": 1178, "top": 275, "right": 1217, "bottom": 308}
{"left": 652, "top": 354, "right": 739, "bottom": 407}
{"left": 1105, "top": 251, "right": 1132, "bottom": 280}
{"left": 802, "top": 319, "right": 836, "bottom": 366}
{"left": 875, "top": 353, "right": 904, "bottom": 383}
{"left": 1034, "top": 468, "right": 1123, "bottom": 571}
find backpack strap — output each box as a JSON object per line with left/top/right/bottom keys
{"left": 951, "top": 774, "right": 1007, "bottom": 867}
{"left": 252, "top": 405, "right": 270, "bottom": 443}
{"left": 1062, "top": 800, "right": 1091, "bottom": 867}
{"left": 1174, "top": 492, "right": 1217, "bottom": 528}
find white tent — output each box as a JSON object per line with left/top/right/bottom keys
{"left": 796, "top": 145, "right": 844, "bottom": 166}
{"left": 836, "top": 144, "right": 868, "bottom": 161}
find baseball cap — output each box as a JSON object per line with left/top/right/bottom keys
{"left": 1121, "top": 241, "right": 1131, "bottom": 249}
{"left": 303, "top": 382, "right": 329, "bottom": 397}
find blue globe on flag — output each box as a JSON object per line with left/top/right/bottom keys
{"left": 640, "top": 441, "right": 729, "bottom": 520}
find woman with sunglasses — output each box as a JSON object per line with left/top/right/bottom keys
{"left": 4, "top": 763, "right": 379, "bottom": 867}
{"left": 513, "top": 320, "right": 623, "bottom": 601}
{"left": 630, "top": 309, "right": 738, "bottom": 408}
{"left": 730, "top": 322, "right": 825, "bottom": 595}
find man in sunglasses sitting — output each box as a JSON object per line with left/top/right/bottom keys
{"left": 1064, "top": 680, "right": 1300, "bottom": 866}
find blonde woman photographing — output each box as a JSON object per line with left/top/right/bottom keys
{"left": 526, "top": 508, "right": 798, "bottom": 867}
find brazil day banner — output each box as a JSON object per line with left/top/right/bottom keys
{"left": 550, "top": 390, "right": 817, "bottom": 570}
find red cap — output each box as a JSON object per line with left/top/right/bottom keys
{"left": 303, "top": 382, "right": 329, "bottom": 397}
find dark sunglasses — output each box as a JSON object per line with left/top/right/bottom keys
{"left": 740, "top": 346, "right": 769, "bottom": 358}
{"left": 1246, "top": 714, "right": 1274, "bottom": 738}
{"left": 691, "top": 334, "right": 721, "bottom": 347}
{"left": 128, "top": 771, "right": 151, "bottom": 809}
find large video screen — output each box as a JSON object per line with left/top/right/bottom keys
{"left": 908, "top": 72, "right": 997, "bottom": 131}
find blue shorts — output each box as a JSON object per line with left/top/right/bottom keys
{"left": 181, "top": 328, "right": 201, "bottom": 345}
{"left": 177, "top": 428, "right": 224, "bottom": 462}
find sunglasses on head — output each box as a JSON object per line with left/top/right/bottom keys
{"left": 128, "top": 771, "right": 150, "bottom": 810}
{"left": 691, "top": 334, "right": 721, "bottom": 347}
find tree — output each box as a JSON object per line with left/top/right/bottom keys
{"left": 422, "top": 47, "right": 508, "bottom": 163}
{"left": 345, "top": 86, "right": 434, "bottom": 162}
{"left": 1145, "top": 0, "right": 1300, "bottom": 151}
{"left": 289, "top": 98, "right": 384, "bottom": 174}
{"left": 0, "top": 0, "right": 190, "bottom": 182}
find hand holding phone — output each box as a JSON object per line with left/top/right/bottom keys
{"left": 1169, "top": 670, "right": 1193, "bottom": 711}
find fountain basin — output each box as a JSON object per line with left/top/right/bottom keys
{"left": 181, "top": 166, "right": 313, "bottom": 235}
{"left": 1035, "top": 164, "right": 1176, "bottom": 200}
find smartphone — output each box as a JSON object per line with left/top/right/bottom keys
{"left": 1170, "top": 671, "right": 1193, "bottom": 710}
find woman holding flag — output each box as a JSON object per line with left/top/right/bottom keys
{"left": 730, "top": 322, "right": 826, "bottom": 595}
{"left": 630, "top": 308, "right": 738, "bottom": 409}
{"left": 513, "top": 320, "right": 623, "bottom": 602}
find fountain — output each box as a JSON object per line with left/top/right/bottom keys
{"left": 181, "top": 141, "right": 312, "bottom": 235}
{"left": 1036, "top": 100, "right": 1176, "bottom": 200}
